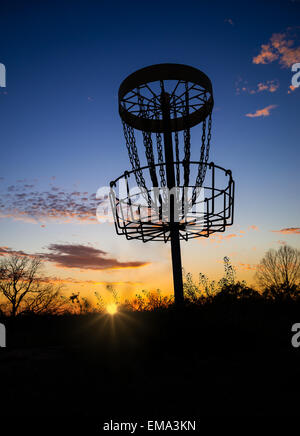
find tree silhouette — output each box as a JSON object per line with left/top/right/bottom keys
{"left": 0, "top": 254, "right": 63, "bottom": 316}
{"left": 256, "top": 245, "right": 300, "bottom": 296}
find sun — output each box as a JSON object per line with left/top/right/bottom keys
{"left": 106, "top": 303, "right": 118, "bottom": 315}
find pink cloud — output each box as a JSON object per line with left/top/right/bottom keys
{"left": 249, "top": 225, "right": 259, "bottom": 230}
{"left": 257, "top": 80, "right": 279, "bottom": 93}
{"left": 253, "top": 29, "right": 300, "bottom": 68}
{"left": 236, "top": 79, "right": 279, "bottom": 95}
{"left": 207, "top": 233, "right": 244, "bottom": 244}
{"left": 253, "top": 43, "right": 279, "bottom": 65}
{"left": 224, "top": 18, "right": 234, "bottom": 26}
{"left": 237, "top": 262, "right": 257, "bottom": 271}
{"left": 272, "top": 227, "right": 300, "bottom": 234}
{"left": 288, "top": 85, "right": 297, "bottom": 94}
{"left": 246, "top": 105, "right": 277, "bottom": 118}
{"left": 0, "top": 182, "right": 100, "bottom": 224}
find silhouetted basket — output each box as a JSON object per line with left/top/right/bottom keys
{"left": 110, "top": 161, "right": 234, "bottom": 242}
{"left": 109, "top": 63, "right": 236, "bottom": 306}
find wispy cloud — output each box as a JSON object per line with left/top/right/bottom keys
{"left": 207, "top": 233, "right": 244, "bottom": 244}
{"left": 237, "top": 262, "right": 257, "bottom": 271}
{"left": 245, "top": 104, "right": 277, "bottom": 118}
{"left": 197, "top": 228, "right": 260, "bottom": 245}
{"left": 257, "top": 80, "right": 279, "bottom": 93}
{"left": 288, "top": 85, "right": 297, "bottom": 94}
{"left": 253, "top": 29, "right": 300, "bottom": 68}
{"left": 249, "top": 225, "right": 259, "bottom": 230}
{"left": 41, "top": 276, "right": 141, "bottom": 286}
{"left": 218, "top": 233, "right": 241, "bottom": 240}
{"left": 224, "top": 18, "right": 234, "bottom": 26}
{"left": 0, "top": 246, "right": 29, "bottom": 257}
{"left": 236, "top": 78, "right": 279, "bottom": 95}
{"left": 276, "top": 240, "right": 287, "bottom": 245}
{"left": 0, "top": 181, "right": 100, "bottom": 224}
{"left": 272, "top": 227, "right": 300, "bottom": 234}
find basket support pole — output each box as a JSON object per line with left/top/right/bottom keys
{"left": 161, "top": 92, "right": 184, "bottom": 307}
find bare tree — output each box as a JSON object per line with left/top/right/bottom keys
{"left": 256, "top": 245, "right": 300, "bottom": 293}
{"left": 0, "top": 254, "right": 63, "bottom": 316}
{"left": 23, "top": 282, "right": 64, "bottom": 315}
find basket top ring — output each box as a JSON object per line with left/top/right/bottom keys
{"left": 119, "top": 63, "right": 214, "bottom": 133}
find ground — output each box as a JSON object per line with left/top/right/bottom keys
{"left": 0, "top": 302, "right": 299, "bottom": 430}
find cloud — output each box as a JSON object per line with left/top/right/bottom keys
{"left": 225, "top": 18, "right": 234, "bottom": 26}
{"left": 0, "top": 181, "right": 100, "bottom": 224}
{"left": 220, "top": 234, "right": 240, "bottom": 239}
{"left": 205, "top": 233, "right": 244, "bottom": 244}
{"left": 272, "top": 227, "right": 300, "bottom": 234}
{"left": 288, "top": 85, "right": 297, "bottom": 94}
{"left": 0, "top": 246, "right": 29, "bottom": 257}
{"left": 257, "top": 80, "right": 279, "bottom": 93}
{"left": 245, "top": 104, "right": 277, "bottom": 118}
{"left": 249, "top": 225, "right": 259, "bottom": 230}
{"left": 253, "top": 43, "right": 279, "bottom": 65}
{"left": 39, "top": 244, "right": 149, "bottom": 270}
{"left": 197, "top": 229, "right": 254, "bottom": 245}
{"left": 236, "top": 78, "right": 279, "bottom": 95}
{"left": 237, "top": 262, "right": 257, "bottom": 271}
{"left": 0, "top": 244, "right": 149, "bottom": 271}
{"left": 41, "top": 276, "right": 141, "bottom": 286}
{"left": 253, "top": 29, "right": 300, "bottom": 68}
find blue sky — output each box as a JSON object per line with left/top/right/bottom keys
{"left": 0, "top": 0, "right": 299, "bottom": 298}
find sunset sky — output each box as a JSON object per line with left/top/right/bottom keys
{"left": 0, "top": 0, "right": 299, "bottom": 302}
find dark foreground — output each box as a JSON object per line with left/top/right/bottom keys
{"left": 0, "top": 300, "right": 299, "bottom": 427}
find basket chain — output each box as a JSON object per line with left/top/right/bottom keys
{"left": 153, "top": 100, "right": 166, "bottom": 187}
{"left": 173, "top": 105, "right": 180, "bottom": 186}
{"left": 136, "top": 87, "right": 158, "bottom": 187}
{"left": 122, "top": 120, "right": 146, "bottom": 188}
{"left": 183, "top": 82, "right": 191, "bottom": 187}
{"left": 142, "top": 130, "right": 159, "bottom": 186}
{"left": 156, "top": 131, "right": 166, "bottom": 187}
{"left": 192, "top": 97, "right": 212, "bottom": 203}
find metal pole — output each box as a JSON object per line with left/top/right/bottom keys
{"left": 161, "top": 92, "right": 184, "bottom": 307}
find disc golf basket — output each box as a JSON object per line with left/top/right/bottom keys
{"left": 109, "top": 64, "right": 234, "bottom": 306}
